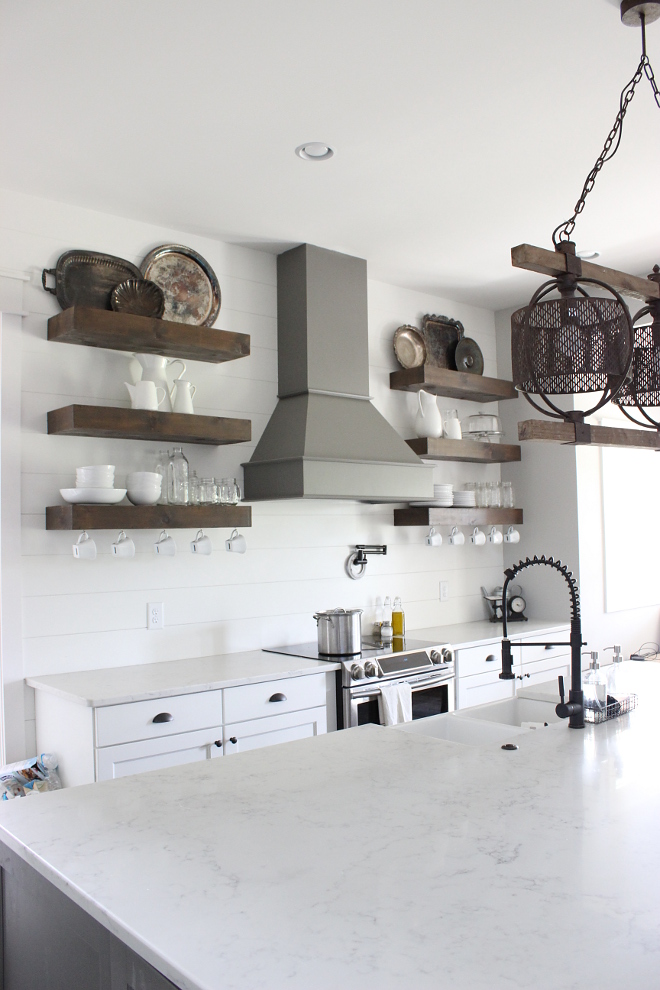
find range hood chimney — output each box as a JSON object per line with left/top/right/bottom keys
{"left": 243, "top": 244, "right": 433, "bottom": 501}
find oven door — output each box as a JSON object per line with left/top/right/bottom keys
{"left": 344, "top": 671, "right": 455, "bottom": 728}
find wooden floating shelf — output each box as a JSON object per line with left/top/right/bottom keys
{"left": 406, "top": 437, "right": 521, "bottom": 463}
{"left": 518, "top": 419, "right": 660, "bottom": 450}
{"left": 394, "top": 506, "right": 523, "bottom": 527}
{"left": 46, "top": 503, "right": 252, "bottom": 531}
{"left": 390, "top": 366, "right": 517, "bottom": 403}
{"left": 47, "top": 307, "right": 250, "bottom": 364}
{"left": 47, "top": 404, "right": 252, "bottom": 447}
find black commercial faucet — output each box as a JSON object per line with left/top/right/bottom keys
{"left": 499, "top": 555, "right": 584, "bottom": 729}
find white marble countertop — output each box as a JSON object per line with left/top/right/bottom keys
{"left": 25, "top": 620, "right": 569, "bottom": 708}
{"left": 25, "top": 651, "right": 341, "bottom": 707}
{"left": 2, "top": 663, "right": 658, "bottom": 990}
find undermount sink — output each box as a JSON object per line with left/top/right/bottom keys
{"left": 391, "top": 711, "right": 528, "bottom": 746}
{"left": 455, "top": 697, "right": 561, "bottom": 727}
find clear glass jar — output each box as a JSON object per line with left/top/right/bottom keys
{"left": 218, "top": 477, "right": 242, "bottom": 505}
{"left": 198, "top": 478, "right": 217, "bottom": 504}
{"left": 167, "top": 447, "right": 189, "bottom": 504}
{"left": 189, "top": 472, "right": 200, "bottom": 505}
{"left": 488, "top": 481, "right": 502, "bottom": 508}
{"left": 476, "top": 481, "right": 489, "bottom": 507}
{"left": 501, "top": 481, "right": 514, "bottom": 508}
{"left": 155, "top": 450, "right": 170, "bottom": 504}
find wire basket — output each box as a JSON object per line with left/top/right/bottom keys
{"left": 583, "top": 693, "right": 638, "bottom": 724}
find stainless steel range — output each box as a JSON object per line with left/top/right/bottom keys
{"left": 264, "top": 638, "right": 454, "bottom": 729}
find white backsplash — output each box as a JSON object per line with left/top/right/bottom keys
{"left": 1, "top": 189, "right": 506, "bottom": 758}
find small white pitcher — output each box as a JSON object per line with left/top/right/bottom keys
{"left": 170, "top": 380, "right": 196, "bottom": 415}
{"left": 414, "top": 390, "right": 443, "bottom": 439}
{"left": 125, "top": 380, "right": 166, "bottom": 411}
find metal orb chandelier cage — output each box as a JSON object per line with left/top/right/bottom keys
{"left": 511, "top": 0, "right": 660, "bottom": 425}
{"left": 612, "top": 266, "right": 660, "bottom": 427}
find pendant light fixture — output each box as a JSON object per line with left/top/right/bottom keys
{"left": 612, "top": 265, "right": 660, "bottom": 427}
{"left": 511, "top": 1, "right": 660, "bottom": 426}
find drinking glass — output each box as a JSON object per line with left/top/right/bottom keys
{"left": 219, "top": 478, "right": 242, "bottom": 505}
{"left": 501, "top": 481, "right": 514, "bottom": 508}
{"left": 476, "top": 481, "right": 489, "bottom": 508}
{"left": 488, "top": 481, "right": 501, "bottom": 508}
{"left": 199, "top": 478, "right": 217, "bottom": 504}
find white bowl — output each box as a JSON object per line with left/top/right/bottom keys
{"left": 61, "top": 488, "right": 127, "bottom": 504}
{"left": 126, "top": 472, "right": 161, "bottom": 487}
{"left": 127, "top": 488, "right": 161, "bottom": 506}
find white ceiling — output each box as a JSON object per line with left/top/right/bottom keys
{"left": 1, "top": 0, "right": 659, "bottom": 310}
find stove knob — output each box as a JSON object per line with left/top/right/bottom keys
{"left": 430, "top": 650, "right": 442, "bottom": 665}
{"left": 364, "top": 660, "right": 380, "bottom": 678}
{"left": 350, "top": 663, "right": 365, "bottom": 680}
{"left": 441, "top": 647, "right": 454, "bottom": 665}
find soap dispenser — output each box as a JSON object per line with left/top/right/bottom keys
{"left": 605, "top": 644, "right": 624, "bottom": 699}
{"left": 583, "top": 652, "right": 608, "bottom": 712}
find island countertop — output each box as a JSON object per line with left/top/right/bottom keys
{"left": 1, "top": 664, "right": 659, "bottom": 990}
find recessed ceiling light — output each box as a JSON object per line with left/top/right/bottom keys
{"left": 295, "top": 142, "right": 334, "bottom": 161}
{"left": 576, "top": 249, "right": 600, "bottom": 260}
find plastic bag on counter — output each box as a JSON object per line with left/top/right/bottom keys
{"left": 0, "top": 753, "right": 62, "bottom": 799}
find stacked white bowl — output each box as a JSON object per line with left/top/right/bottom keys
{"left": 433, "top": 483, "right": 453, "bottom": 506}
{"left": 126, "top": 471, "right": 162, "bottom": 506}
{"left": 453, "top": 489, "right": 477, "bottom": 507}
{"left": 76, "top": 464, "right": 115, "bottom": 488}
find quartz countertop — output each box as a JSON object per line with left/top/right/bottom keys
{"left": 25, "top": 651, "right": 341, "bottom": 707}
{"left": 25, "top": 620, "right": 568, "bottom": 708}
{"left": 2, "top": 664, "right": 658, "bottom": 990}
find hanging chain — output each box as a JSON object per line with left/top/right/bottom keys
{"left": 552, "top": 15, "right": 660, "bottom": 247}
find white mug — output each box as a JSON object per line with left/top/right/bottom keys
{"left": 448, "top": 526, "right": 465, "bottom": 546}
{"left": 190, "top": 529, "right": 212, "bottom": 555}
{"left": 154, "top": 530, "right": 177, "bottom": 556}
{"left": 225, "top": 528, "right": 247, "bottom": 554}
{"left": 171, "top": 380, "right": 197, "bottom": 415}
{"left": 125, "top": 380, "right": 167, "bottom": 411}
{"left": 111, "top": 530, "right": 135, "bottom": 558}
{"left": 504, "top": 526, "right": 521, "bottom": 544}
{"left": 488, "top": 527, "right": 504, "bottom": 545}
{"left": 426, "top": 527, "right": 443, "bottom": 547}
{"left": 72, "top": 531, "right": 96, "bottom": 559}
{"left": 470, "top": 527, "right": 486, "bottom": 546}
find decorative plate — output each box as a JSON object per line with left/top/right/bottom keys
{"left": 140, "top": 244, "right": 221, "bottom": 326}
{"left": 110, "top": 279, "right": 165, "bottom": 318}
{"left": 393, "top": 325, "right": 426, "bottom": 369}
{"left": 455, "top": 337, "right": 484, "bottom": 375}
{"left": 42, "top": 251, "right": 142, "bottom": 311}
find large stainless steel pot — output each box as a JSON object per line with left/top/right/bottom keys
{"left": 313, "top": 608, "right": 363, "bottom": 655}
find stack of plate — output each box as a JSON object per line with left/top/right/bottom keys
{"left": 60, "top": 464, "right": 127, "bottom": 504}
{"left": 433, "top": 484, "right": 453, "bottom": 506}
{"left": 453, "top": 489, "right": 476, "bottom": 507}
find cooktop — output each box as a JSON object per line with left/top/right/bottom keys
{"left": 263, "top": 637, "right": 440, "bottom": 663}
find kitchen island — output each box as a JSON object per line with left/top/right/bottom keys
{"left": 1, "top": 664, "right": 659, "bottom": 989}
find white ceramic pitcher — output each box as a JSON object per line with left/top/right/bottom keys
{"left": 170, "top": 380, "right": 196, "bottom": 415}
{"left": 414, "top": 390, "right": 443, "bottom": 439}
{"left": 125, "top": 380, "right": 167, "bottom": 411}
{"left": 133, "top": 354, "right": 186, "bottom": 412}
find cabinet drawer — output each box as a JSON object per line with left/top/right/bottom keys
{"left": 95, "top": 690, "right": 222, "bottom": 748}
{"left": 223, "top": 673, "right": 326, "bottom": 724}
{"left": 455, "top": 643, "right": 503, "bottom": 679}
{"left": 514, "top": 629, "right": 570, "bottom": 665}
{"left": 96, "top": 725, "right": 223, "bottom": 781}
{"left": 224, "top": 706, "right": 327, "bottom": 755}
{"left": 457, "top": 670, "right": 516, "bottom": 710}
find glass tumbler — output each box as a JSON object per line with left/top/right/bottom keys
{"left": 488, "top": 481, "right": 502, "bottom": 508}
{"left": 501, "top": 481, "right": 514, "bottom": 508}
{"left": 476, "top": 481, "right": 489, "bottom": 508}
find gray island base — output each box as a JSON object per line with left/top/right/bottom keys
{"left": 1, "top": 664, "right": 659, "bottom": 990}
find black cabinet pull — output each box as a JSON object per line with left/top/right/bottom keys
{"left": 269, "top": 693, "right": 287, "bottom": 702}
{"left": 545, "top": 644, "right": 554, "bottom": 650}
{"left": 229, "top": 736, "right": 238, "bottom": 744}
{"left": 214, "top": 740, "right": 222, "bottom": 748}
{"left": 152, "top": 712, "right": 173, "bottom": 723}
{"left": 485, "top": 654, "right": 496, "bottom": 663}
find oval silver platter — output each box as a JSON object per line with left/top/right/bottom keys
{"left": 140, "top": 244, "right": 221, "bottom": 327}
{"left": 42, "top": 251, "right": 142, "bottom": 311}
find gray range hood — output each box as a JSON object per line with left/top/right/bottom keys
{"left": 243, "top": 244, "right": 433, "bottom": 501}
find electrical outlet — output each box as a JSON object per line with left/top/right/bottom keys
{"left": 148, "top": 602, "right": 164, "bottom": 630}
{"left": 439, "top": 581, "right": 449, "bottom": 603}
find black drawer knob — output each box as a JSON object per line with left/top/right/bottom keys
{"left": 269, "top": 693, "right": 287, "bottom": 702}
{"left": 485, "top": 654, "right": 496, "bottom": 663}
{"left": 214, "top": 740, "right": 222, "bottom": 748}
{"left": 229, "top": 736, "right": 238, "bottom": 745}
{"left": 152, "top": 712, "right": 173, "bottom": 723}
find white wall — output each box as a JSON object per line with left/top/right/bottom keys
{"left": 1, "top": 189, "right": 507, "bottom": 760}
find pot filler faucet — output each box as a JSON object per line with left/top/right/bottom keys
{"left": 500, "top": 555, "right": 584, "bottom": 729}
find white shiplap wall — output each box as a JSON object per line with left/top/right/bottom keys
{"left": 1, "top": 189, "right": 506, "bottom": 759}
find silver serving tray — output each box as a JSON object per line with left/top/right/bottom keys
{"left": 42, "top": 251, "right": 142, "bottom": 311}
{"left": 140, "top": 244, "right": 221, "bottom": 327}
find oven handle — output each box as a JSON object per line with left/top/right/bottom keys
{"left": 348, "top": 672, "right": 453, "bottom": 698}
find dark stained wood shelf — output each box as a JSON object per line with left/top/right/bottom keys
{"left": 394, "top": 506, "right": 523, "bottom": 527}
{"left": 406, "top": 437, "right": 521, "bottom": 463}
{"left": 47, "top": 307, "right": 250, "bottom": 364}
{"left": 46, "top": 503, "right": 252, "bottom": 531}
{"left": 518, "top": 419, "right": 660, "bottom": 449}
{"left": 390, "top": 366, "right": 517, "bottom": 403}
{"left": 47, "top": 405, "right": 251, "bottom": 447}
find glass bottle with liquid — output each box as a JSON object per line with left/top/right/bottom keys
{"left": 392, "top": 596, "right": 406, "bottom": 638}
{"left": 381, "top": 596, "right": 393, "bottom": 644}
{"left": 583, "top": 653, "right": 608, "bottom": 712}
